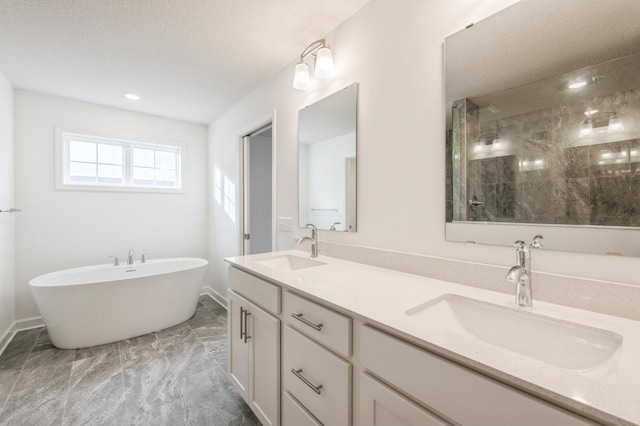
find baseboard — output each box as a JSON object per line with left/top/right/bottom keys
{"left": 200, "top": 286, "right": 228, "bottom": 309}
{"left": 0, "top": 321, "right": 16, "bottom": 357}
{"left": 0, "top": 316, "right": 44, "bottom": 357}
{"left": 16, "top": 316, "right": 44, "bottom": 330}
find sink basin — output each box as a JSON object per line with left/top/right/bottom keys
{"left": 406, "top": 294, "right": 622, "bottom": 370}
{"left": 255, "top": 255, "right": 326, "bottom": 271}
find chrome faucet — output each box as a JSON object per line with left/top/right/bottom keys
{"left": 505, "top": 235, "right": 543, "bottom": 307}
{"left": 330, "top": 221, "right": 341, "bottom": 231}
{"left": 127, "top": 249, "right": 135, "bottom": 265}
{"left": 296, "top": 224, "right": 318, "bottom": 258}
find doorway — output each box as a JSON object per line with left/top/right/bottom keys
{"left": 241, "top": 124, "right": 274, "bottom": 255}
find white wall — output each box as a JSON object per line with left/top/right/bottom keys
{"left": 209, "top": 0, "right": 640, "bottom": 300}
{"left": 0, "top": 71, "right": 15, "bottom": 336}
{"left": 15, "top": 91, "right": 209, "bottom": 319}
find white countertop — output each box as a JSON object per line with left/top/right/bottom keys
{"left": 226, "top": 250, "right": 640, "bottom": 426}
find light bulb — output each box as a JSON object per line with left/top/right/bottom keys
{"left": 568, "top": 80, "right": 587, "bottom": 89}
{"left": 293, "top": 61, "right": 311, "bottom": 90}
{"left": 314, "top": 47, "right": 334, "bottom": 78}
{"left": 578, "top": 119, "right": 594, "bottom": 138}
{"left": 607, "top": 114, "right": 625, "bottom": 133}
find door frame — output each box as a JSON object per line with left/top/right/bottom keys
{"left": 238, "top": 111, "right": 277, "bottom": 256}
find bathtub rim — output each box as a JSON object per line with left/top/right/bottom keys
{"left": 29, "top": 257, "right": 208, "bottom": 288}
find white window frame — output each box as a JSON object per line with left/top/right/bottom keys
{"left": 55, "top": 128, "right": 185, "bottom": 193}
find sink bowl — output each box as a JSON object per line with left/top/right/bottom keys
{"left": 255, "top": 255, "right": 326, "bottom": 271}
{"left": 406, "top": 294, "right": 622, "bottom": 370}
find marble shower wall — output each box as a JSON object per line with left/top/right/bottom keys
{"left": 457, "top": 89, "right": 640, "bottom": 226}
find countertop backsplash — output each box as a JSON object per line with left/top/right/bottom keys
{"left": 306, "top": 242, "right": 640, "bottom": 321}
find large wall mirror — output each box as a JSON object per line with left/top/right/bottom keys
{"left": 299, "top": 83, "right": 358, "bottom": 231}
{"left": 445, "top": 0, "right": 640, "bottom": 256}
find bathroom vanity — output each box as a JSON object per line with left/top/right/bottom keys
{"left": 226, "top": 251, "right": 640, "bottom": 426}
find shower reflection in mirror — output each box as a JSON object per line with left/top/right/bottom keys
{"left": 450, "top": 53, "right": 640, "bottom": 227}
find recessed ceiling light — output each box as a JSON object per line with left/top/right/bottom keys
{"left": 124, "top": 93, "right": 141, "bottom": 101}
{"left": 568, "top": 80, "right": 587, "bottom": 89}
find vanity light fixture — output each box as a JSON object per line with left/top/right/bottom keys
{"left": 124, "top": 93, "right": 141, "bottom": 101}
{"left": 578, "top": 118, "right": 594, "bottom": 138}
{"left": 292, "top": 39, "right": 334, "bottom": 90}
{"left": 607, "top": 113, "right": 625, "bottom": 133}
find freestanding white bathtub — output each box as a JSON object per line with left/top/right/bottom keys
{"left": 29, "top": 257, "right": 208, "bottom": 349}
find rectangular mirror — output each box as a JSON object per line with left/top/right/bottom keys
{"left": 299, "top": 83, "right": 358, "bottom": 231}
{"left": 445, "top": 0, "right": 640, "bottom": 256}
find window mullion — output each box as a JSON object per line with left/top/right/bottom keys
{"left": 124, "top": 145, "right": 132, "bottom": 185}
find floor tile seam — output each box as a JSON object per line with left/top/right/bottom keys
{"left": 116, "top": 340, "right": 135, "bottom": 421}
{"left": 0, "top": 332, "right": 42, "bottom": 414}
{"left": 62, "top": 347, "right": 127, "bottom": 423}
{"left": 157, "top": 326, "right": 198, "bottom": 351}
{"left": 59, "top": 347, "right": 78, "bottom": 425}
{"left": 120, "top": 332, "right": 180, "bottom": 410}
{"left": 115, "top": 340, "right": 128, "bottom": 421}
{"left": 183, "top": 321, "right": 204, "bottom": 348}
{"left": 209, "top": 350, "right": 228, "bottom": 376}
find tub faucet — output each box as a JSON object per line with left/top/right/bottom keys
{"left": 296, "top": 224, "right": 318, "bottom": 258}
{"left": 505, "top": 235, "right": 543, "bottom": 307}
{"left": 127, "top": 249, "right": 135, "bottom": 265}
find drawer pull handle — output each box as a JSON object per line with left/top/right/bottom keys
{"left": 240, "top": 307, "right": 252, "bottom": 343}
{"left": 291, "top": 313, "right": 323, "bottom": 331}
{"left": 243, "top": 309, "right": 252, "bottom": 344}
{"left": 291, "top": 368, "right": 323, "bottom": 394}
{"left": 239, "top": 307, "right": 245, "bottom": 340}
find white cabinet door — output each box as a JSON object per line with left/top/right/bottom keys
{"left": 249, "top": 301, "right": 280, "bottom": 426}
{"left": 228, "top": 290, "right": 249, "bottom": 400}
{"left": 359, "top": 373, "right": 450, "bottom": 426}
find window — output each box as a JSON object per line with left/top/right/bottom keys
{"left": 213, "top": 167, "right": 222, "bottom": 204}
{"left": 58, "top": 131, "right": 183, "bottom": 192}
{"left": 223, "top": 176, "right": 236, "bottom": 221}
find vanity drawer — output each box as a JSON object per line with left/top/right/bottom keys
{"left": 283, "top": 291, "right": 351, "bottom": 357}
{"left": 228, "top": 267, "right": 280, "bottom": 315}
{"left": 283, "top": 325, "right": 351, "bottom": 426}
{"left": 360, "top": 372, "right": 450, "bottom": 426}
{"left": 360, "top": 325, "right": 597, "bottom": 426}
{"left": 282, "top": 391, "right": 322, "bottom": 426}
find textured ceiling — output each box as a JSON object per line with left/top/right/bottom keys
{"left": 0, "top": 0, "right": 371, "bottom": 124}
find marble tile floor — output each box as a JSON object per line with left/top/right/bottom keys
{"left": 0, "top": 295, "right": 261, "bottom": 426}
